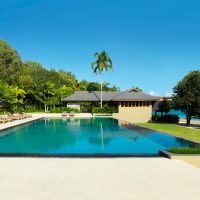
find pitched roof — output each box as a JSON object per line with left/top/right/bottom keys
{"left": 62, "top": 90, "right": 158, "bottom": 102}
{"left": 62, "top": 91, "right": 98, "bottom": 102}
{"left": 112, "top": 92, "right": 158, "bottom": 101}
{"left": 93, "top": 91, "right": 121, "bottom": 101}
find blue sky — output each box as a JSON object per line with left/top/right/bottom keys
{"left": 0, "top": 0, "right": 200, "bottom": 96}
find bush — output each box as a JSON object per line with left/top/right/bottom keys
{"left": 49, "top": 107, "right": 80, "bottom": 113}
{"left": 92, "top": 106, "right": 117, "bottom": 114}
{"left": 80, "top": 102, "right": 92, "bottom": 113}
{"left": 152, "top": 114, "right": 179, "bottom": 123}
{"left": 24, "top": 106, "right": 43, "bottom": 113}
{"left": 160, "top": 114, "right": 179, "bottom": 123}
{"left": 169, "top": 147, "right": 200, "bottom": 154}
{"left": 151, "top": 115, "right": 161, "bottom": 122}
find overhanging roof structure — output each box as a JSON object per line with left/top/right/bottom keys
{"left": 62, "top": 89, "right": 158, "bottom": 102}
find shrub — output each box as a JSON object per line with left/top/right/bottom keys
{"left": 24, "top": 106, "right": 43, "bottom": 113}
{"left": 92, "top": 106, "right": 117, "bottom": 114}
{"left": 151, "top": 115, "right": 161, "bottom": 122}
{"left": 49, "top": 107, "right": 80, "bottom": 113}
{"left": 152, "top": 114, "right": 179, "bottom": 123}
{"left": 159, "top": 114, "right": 179, "bottom": 123}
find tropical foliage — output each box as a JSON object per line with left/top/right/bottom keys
{"left": 91, "top": 51, "right": 113, "bottom": 107}
{"left": 0, "top": 40, "right": 118, "bottom": 113}
{"left": 172, "top": 70, "right": 200, "bottom": 125}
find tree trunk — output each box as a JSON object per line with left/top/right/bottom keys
{"left": 186, "top": 115, "right": 191, "bottom": 126}
{"left": 100, "top": 72, "right": 103, "bottom": 108}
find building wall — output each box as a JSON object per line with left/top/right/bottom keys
{"left": 113, "top": 102, "right": 152, "bottom": 123}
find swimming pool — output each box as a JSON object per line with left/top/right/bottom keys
{"left": 0, "top": 118, "right": 197, "bottom": 156}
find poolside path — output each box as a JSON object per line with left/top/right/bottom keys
{"left": 0, "top": 116, "right": 43, "bottom": 131}
{"left": 0, "top": 157, "right": 200, "bottom": 200}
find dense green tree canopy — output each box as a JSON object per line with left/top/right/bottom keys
{"left": 0, "top": 40, "right": 119, "bottom": 113}
{"left": 0, "top": 40, "right": 23, "bottom": 85}
{"left": 172, "top": 70, "right": 200, "bottom": 125}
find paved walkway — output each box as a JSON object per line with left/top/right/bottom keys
{"left": 179, "top": 119, "right": 200, "bottom": 129}
{"left": 0, "top": 113, "right": 93, "bottom": 131}
{"left": 0, "top": 157, "right": 200, "bottom": 200}
{"left": 0, "top": 116, "right": 43, "bottom": 131}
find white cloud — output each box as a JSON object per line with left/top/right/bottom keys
{"left": 149, "top": 91, "right": 159, "bottom": 96}
{"left": 164, "top": 92, "right": 173, "bottom": 97}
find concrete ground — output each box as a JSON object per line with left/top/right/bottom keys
{"left": 0, "top": 116, "right": 43, "bottom": 131}
{"left": 179, "top": 119, "right": 200, "bottom": 129}
{"left": 0, "top": 157, "right": 200, "bottom": 200}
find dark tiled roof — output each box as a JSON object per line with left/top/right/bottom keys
{"left": 62, "top": 90, "right": 158, "bottom": 102}
{"left": 113, "top": 92, "right": 158, "bottom": 101}
{"left": 93, "top": 91, "right": 121, "bottom": 101}
{"left": 62, "top": 91, "right": 98, "bottom": 102}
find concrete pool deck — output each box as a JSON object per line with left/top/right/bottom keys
{"left": 0, "top": 116, "right": 43, "bottom": 131}
{"left": 0, "top": 115, "right": 200, "bottom": 199}
{"left": 0, "top": 113, "right": 93, "bottom": 132}
{"left": 0, "top": 157, "right": 200, "bottom": 200}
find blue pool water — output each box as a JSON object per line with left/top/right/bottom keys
{"left": 0, "top": 118, "right": 197, "bottom": 156}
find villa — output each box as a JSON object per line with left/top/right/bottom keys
{"left": 62, "top": 88, "right": 158, "bottom": 123}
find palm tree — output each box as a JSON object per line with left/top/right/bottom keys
{"left": 91, "top": 51, "right": 113, "bottom": 108}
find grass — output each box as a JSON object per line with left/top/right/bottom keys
{"left": 169, "top": 147, "right": 200, "bottom": 154}
{"left": 137, "top": 122, "right": 200, "bottom": 143}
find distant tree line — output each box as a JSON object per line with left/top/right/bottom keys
{"left": 0, "top": 40, "right": 119, "bottom": 113}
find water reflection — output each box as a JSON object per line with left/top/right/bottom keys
{"left": 0, "top": 118, "right": 198, "bottom": 154}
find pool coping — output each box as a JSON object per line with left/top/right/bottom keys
{"left": 0, "top": 153, "right": 161, "bottom": 158}
{"left": 159, "top": 150, "right": 200, "bottom": 158}
{"left": 0, "top": 117, "right": 44, "bottom": 133}
{"left": 159, "top": 150, "right": 200, "bottom": 168}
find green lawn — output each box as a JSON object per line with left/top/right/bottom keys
{"left": 169, "top": 147, "right": 200, "bottom": 154}
{"left": 137, "top": 123, "right": 200, "bottom": 143}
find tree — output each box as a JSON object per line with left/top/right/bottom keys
{"left": 0, "top": 81, "right": 26, "bottom": 112}
{"left": 172, "top": 70, "right": 200, "bottom": 126}
{"left": 158, "top": 98, "right": 171, "bottom": 116}
{"left": 133, "top": 86, "right": 143, "bottom": 92}
{"left": 0, "top": 40, "right": 23, "bottom": 84}
{"left": 42, "top": 81, "right": 56, "bottom": 112}
{"left": 57, "top": 85, "right": 74, "bottom": 103}
{"left": 109, "top": 85, "right": 120, "bottom": 92}
{"left": 86, "top": 82, "right": 100, "bottom": 91}
{"left": 0, "top": 40, "right": 119, "bottom": 113}
{"left": 76, "top": 80, "right": 88, "bottom": 91}
{"left": 91, "top": 51, "right": 113, "bottom": 107}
